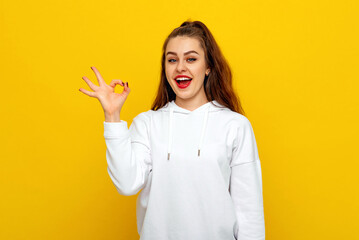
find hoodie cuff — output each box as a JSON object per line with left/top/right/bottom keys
{"left": 103, "top": 120, "right": 129, "bottom": 139}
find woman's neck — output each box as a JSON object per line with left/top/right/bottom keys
{"left": 174, "top": 97, "right": 209, "bottom": 111}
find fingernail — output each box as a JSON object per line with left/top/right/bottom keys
{"left": 126, "top": 82, "right": 129, "bottom": 87}
{"left": 90, "top": 66, "right": 93, "bottom": 70}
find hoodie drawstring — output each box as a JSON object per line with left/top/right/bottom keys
{"left": 167, "top": 105, "right": 210, "bottom": 160}
{"left": 198, "top": 105, "right": 209, "bottom": 157}
{"left": 167, "top": 107, "right": 174, "bottom": 160}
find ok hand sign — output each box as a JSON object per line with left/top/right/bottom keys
{"left": 79, "top": 66, "right": 130, "bottom": 121}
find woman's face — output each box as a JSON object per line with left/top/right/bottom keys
{"left": 165, "top": 36, "right": 210, "bottom": 103}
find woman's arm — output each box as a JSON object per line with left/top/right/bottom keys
{"left": 104, "top": 111, "right": 152, "bottom": 196}
{"left": 229, "top": 116, "right": 265, "bottom": 240}
{"left": 79, "top": 66, "right": 148, "bottom": 196}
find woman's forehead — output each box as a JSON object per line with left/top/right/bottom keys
{"left": 166, "top": 36, "right": 203, "bottom": 54}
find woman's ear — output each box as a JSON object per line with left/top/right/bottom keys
{"left": 206, "top": 69, "right": 210, "bottom": 76}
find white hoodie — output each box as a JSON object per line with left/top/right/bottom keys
{"left": 103, "top": 100, "right": 265, "bottom": 240}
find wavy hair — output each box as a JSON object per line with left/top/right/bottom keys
{"left": 151, "top": 20, "right": 245, "bottom": 115}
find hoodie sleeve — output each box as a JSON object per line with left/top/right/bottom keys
{"left": 103, "top": 111, "right": 152, "bottom": 196}
{"left": 229, "top": 116, "right": 265, "bottom": 240}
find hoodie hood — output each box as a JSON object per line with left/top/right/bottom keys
{"left": 158, "top": 100, "right": 227, "bottom": 160}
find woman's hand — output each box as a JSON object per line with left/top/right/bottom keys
{"left": 79, "top": 66, "right": 130, "bottom": 121}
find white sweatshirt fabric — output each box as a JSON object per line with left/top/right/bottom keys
{"left": 103, "top": 100, "right": 265, "bottom": 240}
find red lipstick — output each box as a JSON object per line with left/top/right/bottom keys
{"left": 175, "top": 75, "right": 192, "bottom": 79}
{"left": 176, "top": 79, "right": 192, "bottom": 89}
{"left": 174, "top": 75, "right": 192, "bottom": 89}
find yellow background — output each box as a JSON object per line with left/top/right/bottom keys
{"left": 1, "top": 0, "right": 358, "bottom": 239}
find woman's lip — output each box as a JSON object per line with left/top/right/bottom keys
{"left": 175, "top": 79, "right": 192, "bottom": 89}
{"left": 175, "top": 75, "right": 192, "bottom": 79}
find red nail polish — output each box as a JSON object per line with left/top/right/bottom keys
{"left": 126, "top": 82, "right": 129, "bottom": 87}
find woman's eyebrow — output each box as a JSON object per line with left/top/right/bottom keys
{"left": 166, "top": 50, "right": 199, "bottom": 56}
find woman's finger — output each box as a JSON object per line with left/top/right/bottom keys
{"left": 109, "top": 79, "right": 124, "bottom": 88}
{"left": 79, "top": 88, "right": 97, "bottom": 98}
{"left": 82, "top": 76, "right": 98, "bottom": 91}
{"left": 91, "top": 66, "right": 105, "bottom": 86}
{"left": 123, "top": 81, "right": 130, "bottom": 94}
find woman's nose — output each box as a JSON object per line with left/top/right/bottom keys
{"left": 176, "top": 59, "right": 186, "bottom": 72}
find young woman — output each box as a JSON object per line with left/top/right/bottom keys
{"left": 80, "top": 20, "right": 265, "bottom": 240}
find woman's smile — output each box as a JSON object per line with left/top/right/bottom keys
{"left": 175, "top": 74, "right": 193, "bottom": 89}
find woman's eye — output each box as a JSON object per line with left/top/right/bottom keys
{"left": 167, "top": 58, "right": 196, "bottom": 63}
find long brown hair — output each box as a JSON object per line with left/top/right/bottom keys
{"left": 151, "top": 20, "right": 245, "bottom": 115}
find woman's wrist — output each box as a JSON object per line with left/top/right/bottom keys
{"left": 104, "top": 111, "right": 121, "bottom": 122}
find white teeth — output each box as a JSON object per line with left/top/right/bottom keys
{"left": 176, "top": 77, "right": 192, "bottom": 81}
